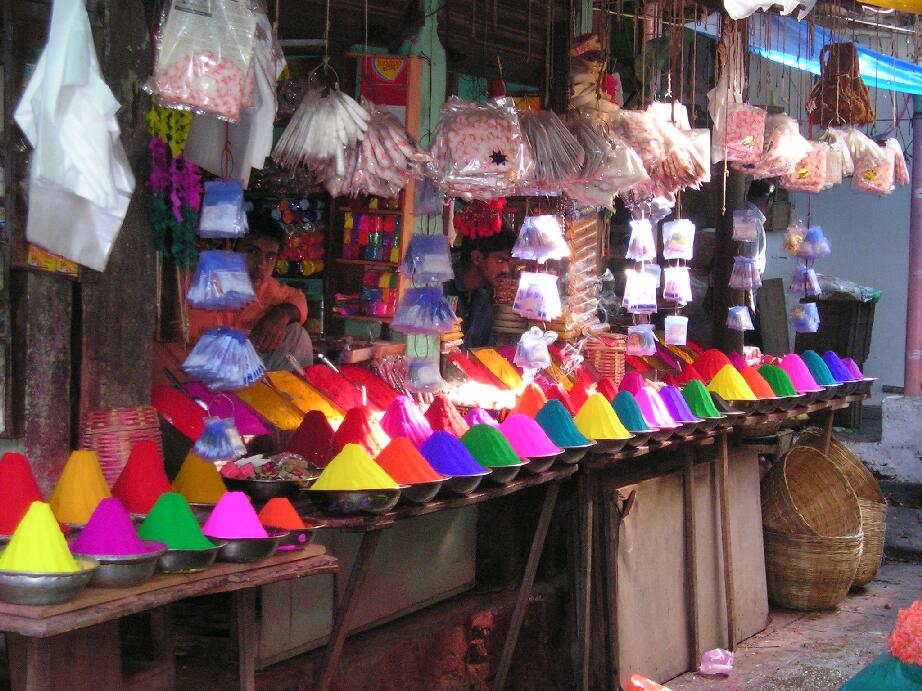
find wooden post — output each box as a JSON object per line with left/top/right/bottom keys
{"left": 717, "top": 433, "right": 737, "bottom": 650}
{"left": 236, "top": 589, "right": 258, "bottom": 691}
{"left": 577, "top": 469, "right": 594, "bottom": 691}
{"left": 822, "top": 407, "right": 835, "bottom": 456}
{"left": 601, "top": 485, "right": 622, "bottom": 691}
{"left": 683, "top": 446, "right": 700, "bottom": 664}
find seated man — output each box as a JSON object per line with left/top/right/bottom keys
{"left": 189, "top": 212, "right": 313, "bottom": 371}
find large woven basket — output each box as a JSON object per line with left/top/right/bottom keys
{"left": 583, "top": 333, "right": 626, "bottom": 386}
{"left": 80, "top": 405, "right": 164, "bottom": 487}
{"left": 853, "top": 499, "right": 887, "bottom": 586}
{"left": 764, "top": 529, "right": 863, "bottom": 610}
{"left": 761, "top": 446, "right": 861, "bottom": 537}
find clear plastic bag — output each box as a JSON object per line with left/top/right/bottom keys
{"left": 727, "top": 305, "right": 755, "bottom": 331}
{"left": 724, "top": 103, "right": 766, "bottom": 164}
{"left": 391, "top": 287, "right": 458, "bottom": 335}
{"left": 563, "top": 118, "right": 649, "bottom": 206}
{"left": 781, "top": 142, "right": 828, "bottom": 193}
{"left": 407, "top": 355, "right": 445, "bottom": 393}
{"left": 627, "top": 324, "right": 657, "bottom": 356}
{"left": 401, "top": 234, "right": 454, "bottom": 283}
{"left": 699, "top": 649, "right": 734, "bottom": 676}
{"left": 662, "top": 219, "right": 695, "bottom": 260}
{"left": 194, "top": 416, "right": 247, "bottom": 461}
{"left": 625, "top": 219, "right": 656, "bottom": 261}
{"left": 513, "top": 272, "right": 562, "bottom": 321}
{"left": 734, "top": 114, "right": 811, "bottom": 179}
{"left": 790, "top": 265, "right": 822, "bottom": 296}
{"left": 182, "top": 327, "right": 266, "bottom": 391}
{"left": 518, "top": 110, "right": 585, "bottom": 192}
{"left": 623, "top": 266, "right": 659, "bottom": 313}
{"left": 186, "top": 250, "right": 256, "bottom": 309}
{"left": 631, "top": 104, "right": 709, "bottom": 198}
{"left": 853, "top": 138, "right": 906, "bottom": 196}
{"left": 665, "top": 315, "right": 689, "bottom": 345}
{"left": 790, "top": 302, "right": 820, "bottom": 333}
{"left": 199, "top": 180, "right": 247, "bottom": 238}
{"left": 514, "top": 326, "right": 557, "bottom": 370}
{"left": 149, "top": 0, "right": 258, "bottom": 121}
{"left": 732, "top": 209, "right": 758, "bottom": 242}
{"left": 609, "top": 110, "right": 666, "bottom": 170}
{"left": 663, "top": 266, "right": 692, "bottom": 305}
{"left": 797, "top": 226, "right": 831, "bottom": 259}
{"left": 820, "top": 127, "right": 853, "bottom": 186}
{"left": 784, "top": 218, "right": 807, "bottom": 256}
{"left": 729, "top": 256, "right": 762, "bottom": 290}
{"left": 513, "top": 215, "right": 570, "bottom": 263}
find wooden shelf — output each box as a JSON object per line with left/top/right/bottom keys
{"left": 337, "top": 207, "right": 402, "bottom": 216}
{"left": 331, "top": 314, "right": 393, "bottom": 323}
{"left": 336, "top": 258, "right": 399, "bottom": 268}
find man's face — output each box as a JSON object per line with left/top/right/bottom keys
{"left": 474, "top": 249, "right": 512, "bottom": 288}
{"left": 240, "top": 236, "right": 280, "bottom": 281}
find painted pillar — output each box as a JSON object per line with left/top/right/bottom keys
{"left": 906, "top": 96, "right": 922, "bottom": 397}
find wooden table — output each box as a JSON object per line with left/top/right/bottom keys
{"left": 0, "top": 547, "right": 337, "bottom": 691}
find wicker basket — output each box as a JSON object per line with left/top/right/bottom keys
{"left": 583, "top": 333, "right": 626, "bottom": 386}
{"left": 764, "top": 529, "right": 863, "bottom": 610}
{"left": 853, "top": 498, "right": 887, "bottom": 587}
{"left": 80, "top": 405, "right": 164, "bottom": 487}
{"left": 761, "top": 446, "right": 861, "bottom": 537}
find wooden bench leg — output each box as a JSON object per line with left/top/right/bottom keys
{"left": 7, "top": 635, "right": 51, "bottom": 691}
{"left": 236, "top": 589, "right": 258, "bottom": 691}
{"left": 718, "top": 433, "right": 737, "bottom": 650}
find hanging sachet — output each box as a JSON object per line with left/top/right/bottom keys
{"left": 186, "top": 250, "right": 256, "bottom": 310}
{"left": 513, "top": 272, "right": 562, "bottom": 321}
{"left": 182, "top": 328, "right": 266, "bottom": 391}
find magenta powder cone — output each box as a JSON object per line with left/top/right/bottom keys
{"left": 185, "top": 383, "right": 272, "bottom": 436}
{"left": 380, "top": 396, "right": 434, "bottom": 448}
{"left": 635, "top": 387, "right": 679, "bottom": 428}
{"left": 780, "top": 354, "right": 822, "bottom": 392}
{"left": 659, "top": 386, "right": 700, "bottom": 423}
{"left": 498, "top": 414, "right": 562, "bottom": 457}
{"left": 842, "top": 357, "right": 865, "bottom": 380}
{"left": 202, "top": 491, "right": 268, "bottom": 539}
{"left": 618, "top": 371, "right": 647, "bottom": 396}
{"left": 71, "top": 498, "right": 162, "bottom": 556}
{"left": 728, "top": 351, "right": 747, "bottom": 372}
{"left": 465, "top": 407, "right": 499, "bottom": 428}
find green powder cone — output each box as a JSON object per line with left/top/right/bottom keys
{"left": 682, "top": 380, "right": 721, "bottom": 418}
{"left": 138, "top": 492, "right": 214, "bottom": 550}
{"left": 534, "top": 400, "right": 590, "bottom": 446}
{"left": 800, "top": 350, "right": 837, "bottom": 386}
{"left": 758, "top": 365, "right": 798, "bottom": 397}
{"left": 460, "top": 425, "right": 523, "bottom": 467}
{"left": 611, "top": 392, "right": 654, "bottom": 432}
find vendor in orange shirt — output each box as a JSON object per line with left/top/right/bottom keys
{"left": 189, "top": 212, "right": 313, "bottom": 371}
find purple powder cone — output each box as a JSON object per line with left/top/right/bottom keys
{"left": 71, "top": 498, "right": 163, "bottom": 556}
{"left": 728, "top": 351, "right": 747, "bottom": 372}
{"left": 419, "top": 432, "right": 488, "bottom": 477}
{"left": 842, "top": 358, "right": 865, "bottom": 380}
{"left": 822, "top": 352, "right": 857, "bottom": 382}
{"left": 465, "top": 407, "right": 499, "bottom": 428}
{"left": 659, "top": 386, "right": 701, "bottom": 423}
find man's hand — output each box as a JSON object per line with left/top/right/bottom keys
{"left": 251, "top": 304, "right": 298, "bottom": 354}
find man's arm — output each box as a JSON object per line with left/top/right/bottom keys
{"left": 251, "top": 302, "right": 302, "bottom": 353}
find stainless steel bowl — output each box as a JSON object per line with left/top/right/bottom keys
{"left": 710, "top": 393, "right": 758, "bottom": 415}
{"left": 695, "top": 417, "right": 721, "bottom": 431}
{"left": 559, "top": 443, "right": 595, "bottom": 464}
{"left": 753, "top": 398, "right": 779, "bottom": 414}
{"left": 855, "top": 377, "right": 877, "bottom": 395}
{"left": 399, "top": 480, "right": 445, "bottom": 504}
{"left": 0, "top": 559, "right": 97, "bottom": 605}
{"left": 522, "top": 454, "right": 560, "bottom": 474}
{"left": 673, "top": 421, "right": 700, "bottom": 437}
{"left": 798, "top": 389, "right": 823, "bottom": 404}
{"left": 484, "top": 464, "right": 525, "bottom": 484}
{"left": 590, "top": 438, "right": 631, "bottom": 454}
{"left": 839, "top": 380, "right": 860, "bottom": 395}
{"left": 442, "top": 474, "right": 488, "bottom": 496}
{"left": 625, "top": 431, "right": 652, "bottom": 447}
{"left": 716, "top": 412, "right": 745, "bottom": 428}
{"left": 209, "top": 530, "right": 288, "bottom": 563}
{"left": 224, "top": 478, "right": 304, "bottom": 504}
{"left": 72, "top": 542, "right": 167, "bottom": 588}
{"left": 815, "top": 384, "right": 838, "bottom": 401}
{"left": 775, "top": 395, "right": 802, "bottom": 411}
{"left": 156, "top": 544, "right": 223, "bottom": 574}
{"left": 307, "top": 488, "right": 402, "bottom": 515}
{"left": 649, "top": 426, "right": 677, "bottom": 441}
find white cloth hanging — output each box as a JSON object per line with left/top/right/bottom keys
{"left": 14, "top": 0, "right": 135, "bottom": 272}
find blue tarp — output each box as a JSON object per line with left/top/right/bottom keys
{"left": 690, "top": 13, "right": 922, "bottom": 95}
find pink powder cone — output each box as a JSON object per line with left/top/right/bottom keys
{"left": 780, "top": 354, "right": 822, "bottom": 392}
{"left": 842, "top": 358, "right": 865, "bottom": 380}
{"left": 71, "top": 498, "right": 161, "bottom": 556}
{"left": 380, "top": 396, "right": 433, "bottom": 448}
{"left": 728, "top": 351, "right": 747, "bottom": 372}
{"left": 635, "top": 387, "right": 679, "bottom": 428}
{"left": 498, "top": 414, "right": 562, "bottom": 458}
{"left": 465, "top": 408, "right": 499, "bottom": 428}
{"left": 202, "top": 491, "right": 268, "bottom": 539}
{"left": 618, "top": 371, "right": 647, "bottom": 396}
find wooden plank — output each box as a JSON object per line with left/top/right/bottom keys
{"left": 717, "top": 434, "right": 737, "bottom": 650}
{"left": 683, "top": 446, "right": 700, "bottom": 664}
{"left": 757, "top": 278, "right": 789, "bottom": 357}
{"left": 578, "top": 470, "right": 593, "bottom": 691}
{"left": 236, "top": 589, "right": 258, "bottom": 691}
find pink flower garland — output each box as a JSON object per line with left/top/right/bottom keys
{"left": 889, "top": 600, "right": 922, "bottom": 666}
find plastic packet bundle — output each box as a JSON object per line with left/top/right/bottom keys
{"left": 194, "top": 416, "right": 247, "bottom": 462}
{"left": 781, "top": 142, "right": 828, "bottom": 193}
{"left": 663, "top": 266, "right": 692, "bottom": 305}
{"left": 665, "top": 315, "right": 689, "bottom": 346}
{"left": 723, "top": 103, "right": 766, "bottom": 164}
{"left": 513, "top": 272, "right": 562, "bottom": 321}
{"left": 631, "top": 104, "right": 708, "bottom": 198}
{"left": 784, "top": 218, "right": 807, "bottom": 256}
{"left": 790, "top": 302, "right": 820, "bottom": 333}
{"left": 428, "top": 97, "right": 533, "bottom": 200}
{"left": 790, "top": 265, "right": 821, "bottom": 296}
{"left": 662, "top": 219, "right": 695, "bottom": 260}
{"left": 391, "top": 287, "right": 458, "bottom": 335}
{"left": 732, "top": 209, "right": 759, "bottom": 241}
{"left": 401, "top": 234, "right": 454, "bottom": 283}
{"left": 406, "top": 355, "right": 445, "bottom": 393}
{"left": 627, "top": 324, "right": 657, "bottom": 356}
{"left": 565, "top": 114, "right": 647, "bottom": 201}
{"left": 186, "top": 250, "right": 256, "bottom": 309}
{"left": 609, "top": 110, "right": 666, "bottom": 171}
{"left": 182, "top": 327, "right": 266, "bottom": 391}
{"left": 820, "top": 128, "right": 854, "bottom": 186}
{"left": 149, "top": 0, "right": 257, "bottom": 121}
{"left": 519, "top": 110, "right": 585, "bottom": 191}
{"left": 199, "top": 180, "right": 247, "bottom": 238}
{"left": 623, "top": 266, "right": 659, "bottom": 313}
{"left": 729, "top": 256, "right": 762, "bottom": 290}
{"left": 726, "top": 305, "right": 755, "bottom": 331}
{"left": 733, "top": 114, "right": 811, "bottom": 179}
{"left": 514, "top": 326, "right": 557, "bottom": 371}
{"left": 797, "top": 226, "right": 831, "bottom": 259}
{"left": 625, "top": 219, "right": 656, "bottom": 261}
{"left": 513, "top": 215, "right": 570, "bottom": 263}
{"left": 853, "top": 139, "right": 907, "bottom": 195}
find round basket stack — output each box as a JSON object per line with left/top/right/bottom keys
{"left": 761, "top": 446, "right": 863, "bottom": 610}
{"left": 795, "top": 428, "right": 887, "bottom": 587}
{"left": 80, "top": 405, "right": 164, "bottom": 487}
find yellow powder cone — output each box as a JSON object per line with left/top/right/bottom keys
{"left": 472, "top": 348, "right": 523, "bottom": 389}
{"left": 574, "top": 393, "right": 632, "bottom": 440}
{"left": 234, "top": 383, "right": 304, "bottom": 431}
{"left": 49, "top": 450, "right": 112, "bottom": 525}
{"left": 706, "top": 364, "right": 757, "bottom": 401}
{"left": 172, "top": 451, "right": 228, "bottom": 504}
{"left": 0, "top": 502, "right": 79, "bottom": 573}
{"left": 311, "top": 443, "right": 399, "bottom": 491}
{"left": 510, "top": 384, "right": 548, "bottom": 418}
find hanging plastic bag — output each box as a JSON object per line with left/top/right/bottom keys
{"left": 662, "top": 219, "right": 695, "bottom": 261}
{"left": 564, "top": 114, "right": 649, "bottom": 206}
{"left": 724, "top": 103, "right": 766, "bottom": 164}
{"left": 182, "top": 327, "right": 266, "bottom": 391}
{"left": 797, "top": 226, "right": 831, "bottom": 259}
{"left": 630, "top": 103, "right": 709, "bottom": 198}
{"left": 784, "top": 218, "right": 807, "bottom": 256}
{"left": 407, "top": 355, "right": 445, "bottom": 393}
{"left": 665, "top": 315, "right": 689, "bottom": 346}
{"left": 734, "top": 113, "right": 811, "bottom": 179}
{"left": 513, "top": 272, "right": 562, "bottom": 321}
{"left": 391, "top": 287, "right": 458, "bottom": 335}
{"left": 186, "top": 250, "right": 256, "bottom": 309}
{"left": 726, "top": 305, "right": 754, "bottom": 332}
{"left": 609, "top": 110, "right": 666, "bottom": 171}
{"left": 194, "top": 417, "right": 247, "bottom": 462}
{"left": 627, "top": 324, "right": 657, "bottom": 356}
{"left": 518, "top": 110, "right": 585, "bottom": 192}
{"left": 853, "top": 139, "right": 907, "bottom": 196}
{"left": 513, "top": 215, "right": 570, "bottom": 263}
{"left": 789, "top": 265, "right": 822, "bottom": 297}
{"left": 729, "top": 256, "right": 762, "bottom": 290}
{"left": 514, "top": 327, "right": 558, "bottom": 371}
{"left": 401, "top": 234, "right": 454, "bottom": 284}
{"left": 623, "top": 266, "right": 659, "bottom": 313}
{"left": 732, "top": 209, "right": 759, "bottom": 242}
{"left": 626, "top": 219, "right": 656, "bottom": 262}
{"left": 199, "top": 180, "right": 247, "bottom": 238}
{"left": 781, "top": 142, "right": 829, "bottom": 193}
{"left": 663, "top": 266, "right": 693, "bottom": 305}
{"left": 790, "top": 302, "right": 821, "bottom": 333}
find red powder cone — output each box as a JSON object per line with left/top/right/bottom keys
{"left": 0, "top": 453, "right": 44, "bottom": 535}
{"left": 595, "top": 379, "right": 619, "bottom": 401}
{"left": 693, "top": 349, "right": 732, "bottom": 383}
{"left": 330, "top": 406, "right": 391, "bottom": 458}
{"left": 664, "top": 364, "right": 704, "bottom": 387}
{"left": 424, "top": 395, "right": 469, "bottom": 437}
{"left": 112, "top": 440, "right": 172, "bottom": 515}
{"left": 568, "top": 381, "right": 592, "bottom": 412}
{"left": 545, "top": 383, "right": 577, "bottom": 416}
{"left": 510, "top": 384, "right": 548, "bottom": 418}
{"left": 286, "top": 410, "right": 335, "bottom": 467}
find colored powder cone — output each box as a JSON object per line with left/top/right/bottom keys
{"left": 375, "top": 438, "right": 446, "bottom": 484}
{"left": 185, "top": 383, "right": 272, "bottom": 436}
{"left": 822, "top": 351, "right": 857, "bottom": 382}
{"left": 49, "top": 450, "right": 112, "bottom": 526}
{"left": 510, "top": 383, "right": 548, "bottom": 418}
{"left": 758, "top": 365, "right": 799, "bottom": 397}
{"left": 331, "top": 406, "right": 391, "bottom": 458}
{"left": 707, "top": 365, "right": 757, "bottom": 401}
{"left": 71, "top": 498, "right": 158, "bottom": 556}
{"left": 498, "top": 414, "right": 563, "bottom": 457}
{"left": 780, "top": 354, "right": 822, "bottom": 392}
{"left": 112, "top": 440, "right": 172, "bottom": 515}
{"left": 419, "top": 432, "right": 487, "bottom": 477}
{"left": 595, "top": 379, "right": 619, "bottom": 402}
{"left": 843, "top": 357, "right": 865, "bottom": 380}
{"left": 172, "top": 451, "right": 227, "bottom": 504}
{"left": 535, "top": 400, "right": 591, "bottom": 446}
{"left": 311, "top": 443, "right": 399, "bottom": 490}
{"left": 728, "top": 351, "right": 747, "bottom": 372}
{"left": 286, "top": 411, "right": 335, "bottom": 467}
{"left": 138, "top": 493, "right": 215, "bottom": 550}
{"left": 800, "top": 350, "right": 837, "bottom": 386}
{"left": 0, "top": 502, "right": 79, "bottom": 573}
{"left": 465, "top": 407, "right": 499, "bottom": 428}
{"left": 472, "top": 348, "right": 523, "bottom": 389}
{"left": 618, "top": 371, "right": 647, "bottom": 396}
{"left": 151, "top": 384, "right": 206, "bottom": 441}
{"left": 611, "top": 392, "right": 655, "bottom": 432}
{"left": 574, "top": 393, "right": 632, "bottom": 440}
{"left": 740, "top": 367, "right": 777, "bottom": 399}
{"left": 567, "top": 380, "right": 593, "bottom": 412}
{"left": 635, "top": 387, "right": 680, "bottom": 427}
{"left": 258, "top": 498, "right": 306, "bottom": 531}
{"left": 682, "top": 380, "right": 721, "bottom": 418}
{"left": 664, "top": 364, "right": 703, "bottom": 387}
{"left": 203, "top": 491, "right": 268, "bottom": 539}
{"left": 658, "top": 386, "right": 700, "bottom": 423}
{"left": 693, "top": 349, "right": 732, "bottom": 383}
{"left": 340, "top": 365, "right": 400, "bottom": 411}
{"left": 424, "top": 395, "right": 469, "bottom": 437}
{"left": 461, "top": 425, "right": 523, "bottom": 467}
{"left": 380, "top": 396, "right": 433, "bottom": 448}
{"left": 545, "top": 383, "right": 577, "bottom": 416}
{"left": 0, "top": 453, "right": 44, "bottom": 535}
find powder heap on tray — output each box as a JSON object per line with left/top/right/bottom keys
{"left": 311, "top": 443, "right": 399, "bottom": 491}
{"left": 461, "top": 424, "right": 523, "bottom": 467}
{"left": 758, "top": 365, "right": 799, "bottom": 397}
{"left": 618, "top": 371, "right": 647, "bottom": 396}
{"left": 331, "top": 406, "right": 391, "bottom": 458}
{"left": 693, "top": 349, "right": 733, "bottom": 383}
{"left": 728, "top": 351, "right": 748, "bottom": 372}
{"left": 780, "top": 354, "right": 822, "bottom": 392}
{"left": 447, "top": 352, "right": 505, "bottom": 386}
{"left": 71, "top": 498, "right": 160, "bottom": 556}
{"left": 380, "top": 396, "right": 433, "bottom": 448}
{"left": 707, "top": 365, "right": 757, "bottom": 401}
{"left": 304, "top": 365, "right": 365, "bottom": 412}
{"left": 611, "top": 392, "right": 655, "bottom": 432}
{"left": 740, "top": 367, "right": 777, "bottom": 399}
{"left": 664, "top": 363, "right": 703, "bottom": 387}
{"left": 420, "top": 432, "right": 488, "bottom": 477}
{"left": 567, "top": 380, "right": 593, "bottom": 411}
{"left": 172, "top": 451, "right": 228, "bottom": 504}
{"left": 658, "top": 386, "right": 700, "bottom": 423}
{"left": 286, "top": 410, "right": 335, "bottom": 467}
{"left": 822, "top": 351, "right": 857, "bottom": 382}
{"left": 112, "top": 440, "right": 172, "bottom": 515}
{"left": 499, "top": 414, "right": 563, "bottom": 457}
{"left": 184, "top": 383, "right": 272, "bottom": 436}
{"left": 510, "top": 383, "right": 548, "bottom": 418}
{"left": 0, "top": 502, "right": 79, "bottom": 573}
{"left": 203, "top": 492, "right": 268, "bottom": 539}
{"left": 471, "top": 348, "right": 522, "bottom": 389}
{"left": 340, "top": 366, "right": 401, "bottom": 411}
{"left": 682, "top": 380, "right": 722, "bottom": 418}
{"left": 234, "top": 382, "right": 306, "bottom": 431}
{"left": 258, "top": 498, "right": 306, "bottom": 531}
{"left": 49, "top": 450, "right": 112, "bottom": 526}
{"left": 139, "top": 493, "right": 215, "bottom": 551}
{"left": 424, "top": 395, "right": 470, "bottom": 437}
{"left": 375, "top": 437, "right": 446, "bottom": 484}
{"left": 151, "top": 384, "right": 207, "bottom": 441}
{"left": 0, "top": 453, "right": 44, "bottom": 536}
{"left": 595, "top": 379, "right": 620, "bottom": 402}
{"left": 464, "top": 407, "right": 499, "bottom": 428}
{"left": 535, "top": 400, "right": 591, "bottom": 446}
{"left": 545, "top": 383, "right": 578, "bottom": 415}
{"left": 842, "top": 357, "right": 865, "bottom": 380}
{"left": 574, "top": 393, "right": 632, "bottom": 441}
{"left": 635, "top": 387, "right": 680, "bottom": 428}
{"left": 800, "top": 350, "right": 837, "bottom": 386}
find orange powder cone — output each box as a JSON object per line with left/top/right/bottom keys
{"left": 740, "top": 367, "right": 776, "bottom": 399}
{"left": 375, "top": 438, "right": 445, "bottom": 484}
{"left": 49, "top": 450, "right": 112, "bottom": 526}
{"left": 258, "top": 498, "right": 306, "bottom": 530}
{"left": 510, "top": 384, "right": 548, "bottom": 418}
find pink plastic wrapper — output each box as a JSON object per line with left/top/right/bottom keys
{"left": 698, "top": 648, "right": 734, "bottom": 676}
{"left": 781, "top": 142, "right": 828, "bottom": 193}
{"left": 724, "top": 104, "right": 766, "bottom": 164}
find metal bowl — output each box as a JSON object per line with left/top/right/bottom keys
{"left": 224, "top": 478, "right": 304, "bottom": 505}
{"left": 442, "top": 473, "right": 489, "bottom": 496}
{"left": 0, "top": 559, "right": 97, "bottom": 605}
{"left": 716, "top": 411, "right": 745, "bottom": 428}
{"left": 588, "top": 438, "right": 631, "bottom": 455}
{"left": 209, "top": 530, "right": 288, "bottom": 563}
{"left": 855, "top": 377, "right": 877, "bottom": 395}
{"left": 308, "top": 488, "right": 402, "bottom": 515}
{"left": 815, "top": 384, "right": 838, "bottom": 401}
{"left": 839, "top": 380, "right": 860, "bottom": 395}
{"left": 625, "top": 430, "right": 652, "bottom": 447}
{"left": 753, "top": 398, "right": 780, "bottom": 414}
{"left": 156, "top": 544, "right": 223, "bottom": 574}
{"left": 522, "top": 454, "right": 560, "bottom": 474}
{"left": 72, "top": 542, "right": 167, "bottom": 588}
{"left": 695, "top": 416, "right": 721, "bottom": 431}
{"left": 484, "top": 464, "right": 525, "bottom": 484}
{"left": 672, "top": 421, "right": 700, "bottom": 437}
{"left": 559, "top": 443, "right": 595, "bottom": 464}
{"left": 710, "top": 393, "right": 758, "bottom": 415}
{"left": 798, "top": 389, "right": 823, "bottom": 404}
{"left": 649, "top": 426, "right": 678, "bottom": 441}
{"left": 775, "top": 395, "right": 802, "bottom": 411}
{"left": 399, "top": 480, "right": 445, "bottom": 503}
